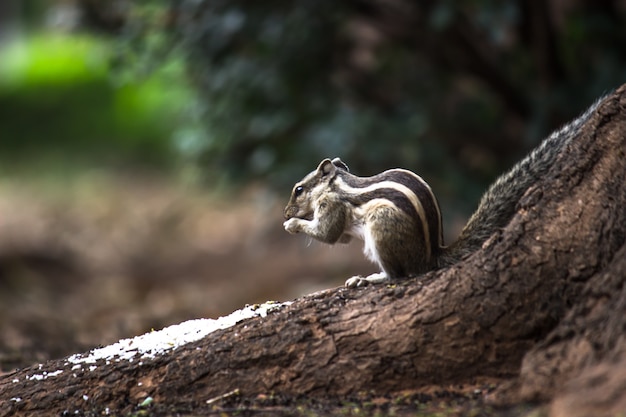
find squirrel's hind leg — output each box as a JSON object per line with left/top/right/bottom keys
{"left": 345, "top": 272, "right": 388, "bottom": 288}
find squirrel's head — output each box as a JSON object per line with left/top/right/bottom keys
{"left": 283, "top": 157, "right": 349, "bottom": 220}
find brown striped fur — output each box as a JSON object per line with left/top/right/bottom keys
{"left": 283, "top": 158, "right": 442, "bottom": 284}
{"left": 284, "top": 94, "right": 606, "bottom": 286}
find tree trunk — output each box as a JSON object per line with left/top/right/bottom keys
{"left": 1, "top": 85, "right": 625, "bottom": 416}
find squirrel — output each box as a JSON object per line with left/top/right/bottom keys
{"left": 283, "top": 97, "right": 603, "bottom": 287}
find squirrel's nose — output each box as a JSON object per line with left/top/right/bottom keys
{"left": 284, "top": 206, "right": 295, "bottom": 220}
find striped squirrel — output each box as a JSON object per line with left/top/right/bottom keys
{"left": 283, "top": 97, "right": 603, "bottom": 287}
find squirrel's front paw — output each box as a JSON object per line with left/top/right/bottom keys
{"left": 283, "top": 218, "right": 302, "bottom": 234}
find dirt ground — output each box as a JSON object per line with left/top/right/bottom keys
{"left": 0, "top": 173, "right": 375, "bottom": 372}
{"left": 126, "top": 385, "right": 534, "bottom": 417}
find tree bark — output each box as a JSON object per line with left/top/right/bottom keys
{"left": 1, "top": 85, "right": 625, "bottom": 416}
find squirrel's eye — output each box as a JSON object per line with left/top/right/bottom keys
{"left": 294, "top": 186, "right": 304, "bottom": 197}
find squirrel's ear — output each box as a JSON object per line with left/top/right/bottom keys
{"left": 331, "top": 157, "right": 349, "bottom": 172}
{"left": 317, "top": 158, "right": 336, "bottom": 177}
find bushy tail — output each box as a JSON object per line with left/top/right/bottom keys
{"left": 439, "top": 93, "right": 606, "bottom": 266}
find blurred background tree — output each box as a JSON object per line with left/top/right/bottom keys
{"left": 2, "top": 0, "right": 625, "bottom": 206}
{"left": 81, "top": 0, "right": 626, "bottom": 211}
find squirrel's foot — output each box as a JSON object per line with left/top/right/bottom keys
{"left": 345, "top": 272, "right": 388, "bottom": 288}
{"left": 345, "top": 276, "right": 368, "bottom": 288}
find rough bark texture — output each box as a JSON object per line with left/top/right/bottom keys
{"left": 0, "top": 85, "right": 625, "bottom": 416}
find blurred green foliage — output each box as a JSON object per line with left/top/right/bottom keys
{"left": 0, "top": 30, "right": 196, "bottom": 171}
{"left": 101, "top": 0, "right": 626, "bottom": 200}
{"left": 3, "top": 0, "right": 626, "bottom": 207}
